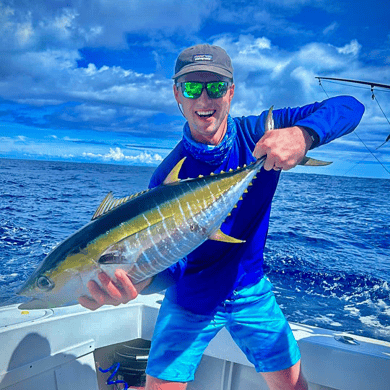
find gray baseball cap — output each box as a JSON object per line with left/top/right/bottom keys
{"left": 172, "top": 44, "right": 234, "bottom": 80}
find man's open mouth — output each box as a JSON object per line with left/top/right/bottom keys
{"left": 196, "top": 110, "right": 216, "bottom": 118}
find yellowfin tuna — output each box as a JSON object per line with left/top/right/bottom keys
{"left": 17, "top": 155, "right": 266, "bottom": 309}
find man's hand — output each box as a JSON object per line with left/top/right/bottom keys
{"left": 78, "top": 269, "right": 151, "bottom": 311}
{"left": 253, "top": 126, "right": 313, "bottom": 171}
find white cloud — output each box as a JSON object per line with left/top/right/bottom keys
{"left": 262, "top": 0, "right": 326, "bottom": 7}
{"left": 0, "top": 1, "right": 218, "bottom": 50}
{"left": 212, "top": 33, "right": 390, "bottom": 141}
{"left": 63, "top": 136, "right": 82, "bottom": 142}
{"left": 0, "top": 0, "right": 218, "bottom": 132}
{"left": 238, "top": 37, "right": 271, "bottom": 54}
{"left": 0, "top": 48, "right": 176, "bottom": 126}
{"left": 0, "top": 2, "right": 389, "bottom": 167}
{"left": 323, "top": 22, "right": 339, "bottom": 36}
{"left": 83, "top": 147, "right": 163, "bottom": 165}
{"left": 104, "top": 147, "right": 128, "bottom": 162}
{"left": 337, "top": 40, "right": 362, "bottom": 56}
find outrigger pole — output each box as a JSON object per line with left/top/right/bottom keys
{"left": 316, "top": 76, "right": 390, "bottom": 160}
{"left": 315, "top": 76, "right": 390, "bottom": 90}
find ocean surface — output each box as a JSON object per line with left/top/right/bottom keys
{"left": 0, "top": 158, "right": 389, "bottom": 343}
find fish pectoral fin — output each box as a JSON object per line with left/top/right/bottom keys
{"left": 98, "top": 252, "right": 123, "bottom": 264}
{"left": 98, "top": 246, "right": 138, "bottom": 265}
{"left": 209, "top": 229, "right": 245, "bottom": 244}
{"left": 299, "top": 156, "right": 332, "bottom": 166}
{"left": 163, "top": 157, "right": 186, "bottom": 185}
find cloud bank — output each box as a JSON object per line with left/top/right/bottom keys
{"left": 0, "top": 0, "right": 389, "bottom": 174}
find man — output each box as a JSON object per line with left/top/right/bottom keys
{"left": 79, "top": 44, "right": 364, "bottom": 389}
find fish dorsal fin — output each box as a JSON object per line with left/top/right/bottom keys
{"left": 163, "top": 157, "right": 186, "bottom": 185}
{"left": 92, "top": 191, "right": 144, "bottom": 220}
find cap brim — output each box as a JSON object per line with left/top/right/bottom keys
{"left": 172, "top": 64, "right": 233, "bottom": 79}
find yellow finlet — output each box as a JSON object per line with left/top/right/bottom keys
{"left": 163, "top": 157, "right": 186, "bottom": 185}
{"left": 209, "top": 229, "right": 245, "bottom": 244}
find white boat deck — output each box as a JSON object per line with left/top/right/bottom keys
{"left": 0, "top": 293, "right": 389, "bottom": 390}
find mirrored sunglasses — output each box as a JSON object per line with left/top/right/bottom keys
{"left": 177, "top": 81, "right": 231, "bottom": 99}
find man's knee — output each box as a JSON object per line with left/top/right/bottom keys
{"left": 146, "top": 374, "right": 188, "bottom": 390}
{"left": 261, "top": 360, "right": 308, "bottom": 390}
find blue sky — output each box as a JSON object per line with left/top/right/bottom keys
{"left": 0, "top": 0, "right": 389, "bottom": 178}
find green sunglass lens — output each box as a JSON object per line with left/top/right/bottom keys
{"left": 183, "top": 82, "right": 203, "bottom": 98}
{"left": 207, "top": 82, "right": 228, "bottom": 98}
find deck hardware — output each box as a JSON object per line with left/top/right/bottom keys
{"left": 334, "top": 335, "right": 360, "bottom": 345}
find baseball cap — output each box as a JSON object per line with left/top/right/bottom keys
{"left": 172, "top": 44, "right": 234, "bottom": 80}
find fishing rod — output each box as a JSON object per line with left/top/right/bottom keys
{"left": 315, "top": 76, "right": 390, "bottom": 90}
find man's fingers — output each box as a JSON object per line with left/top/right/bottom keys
{"left": 263, "top": 155, "right": 275, "bottom": 171}
{"left": 78, "top": 295, "right": 102, "bottom": 311}
{"left": 78, "top": 270, "right": 145, "bottom": 311}
{"left": 253, "top": 140, "right": 275, "bottom": 171}
{"left": 98, "top": 272, "right": 123, "bottom": 300}
{"left": 86, "top": 278, "right": 120, "bottom": 306}
{"left": 115, "top": 269, "right": 138, "bottom": 301}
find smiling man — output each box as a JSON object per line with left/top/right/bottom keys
{"left": 174, "top": 72, "right": 234, "bottom": 145}
{"left": 79, "top": 44, "right": 364, "bottom": 390}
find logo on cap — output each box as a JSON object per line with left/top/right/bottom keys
{"left": 193, "top": 54, "right": 213, "bottom": 61}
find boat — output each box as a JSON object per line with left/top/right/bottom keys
{"left": 1, "top": 293, "right": 389, "bottom": 390}
{"left": 1, "top": 77, "right": 389, "bottom": 389}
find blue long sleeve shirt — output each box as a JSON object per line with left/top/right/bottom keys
{"left": 142, "top": 96, "right": 364, "bottom": 314}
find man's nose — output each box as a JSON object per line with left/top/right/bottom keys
{"left": 198, "top": 87, "right": 210, "bottom": 102}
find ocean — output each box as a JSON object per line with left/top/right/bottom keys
{"left": 0, "top": 158, "right": 389, "bottom": 343}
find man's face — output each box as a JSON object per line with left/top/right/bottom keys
{"left": 174, "top": 71, "right": 235, "bottom": 145}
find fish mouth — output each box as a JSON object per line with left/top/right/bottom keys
{"left": 18, "top": 298, "right": 49, "bottom": 310}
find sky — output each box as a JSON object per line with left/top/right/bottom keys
{"left": 0, "top": 0, "right": 390, "bottom": 179}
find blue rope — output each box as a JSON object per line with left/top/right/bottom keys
{"left": 99, "top": 363, "right": 128, "bottom": 389}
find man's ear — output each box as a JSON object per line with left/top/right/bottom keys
{"left": 173, "top": 84, "right": 181, "bottom": 104}
{"left": 228, "top": 83, "right": 235, "bottom": 101}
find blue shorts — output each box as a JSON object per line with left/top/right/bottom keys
{"left": 146, "top": 276, "right": 301, "bottom": 382}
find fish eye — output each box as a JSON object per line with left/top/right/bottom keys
{"left": 36, "top": 276, "right": 54, "bottom": 291}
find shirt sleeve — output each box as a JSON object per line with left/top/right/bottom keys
{"left": 274, "top": 95, "right": 365, "bottom": 148}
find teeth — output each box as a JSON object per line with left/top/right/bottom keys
{"left": 197, "top": 110, "right": 214, "bottom": 116}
